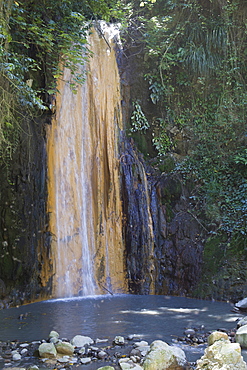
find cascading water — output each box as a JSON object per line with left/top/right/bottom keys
{"left": 46, "top": 23, "right": 127, "bottom": 298}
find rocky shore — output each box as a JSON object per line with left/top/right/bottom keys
{"left": 0, "top": 320, "right": 247, "bottom": 370}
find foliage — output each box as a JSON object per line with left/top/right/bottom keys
{"left": 128, "top": 0, "right": 247, "bottom": 241}
{"left": 130, "top": 100, "right": 150, "bottom": 132}
{"left": 0, "top": 0, "right": 125, "bottom": 164}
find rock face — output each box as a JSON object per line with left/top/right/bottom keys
{"left": 0, "top": 114, "right": 52, "bottom": 305}
{"left": 142, "top": 340, "right": 187, "bottom": 370}
{"left": 121, "top": 140, "right": 204, "bottom": 295}
{"left": 196, "top": 338, "right": 247, "bottom": 370}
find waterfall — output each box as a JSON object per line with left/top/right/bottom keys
{"left": 46, "top": 23, "right": 127, "bottom": 298}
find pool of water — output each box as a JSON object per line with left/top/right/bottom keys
{"left": 0, "top": 294, "right": 245, "bottom": 367}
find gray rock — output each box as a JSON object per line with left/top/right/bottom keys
{"left": 55, "top": 341, "right": 74, "bottom": 355}
{"left": 184, "top": 329, "right": 195, "bottom": 336}
{"left": 134, "top": 341, "right": 149, "bottom": 348}
{"left": 71, "top": 335, "right": 93, "bottom": 347}
{"left": 98, "top": 350, "right": 107, "bottom": 359}
{"left": 20, "top": 348, "right": 28, "bottom": 355}
{"left": 235, "top": 298, "right": 247, "bottom": 310}
{"left": 27, "top": 366, "right": 39, "bottom": 370}
{"left": 57, "top": 356, "right": 70, "bottom": 363}
{"left": 238, "top": 317, "right": 247, "bottom": 328}
{"left": 38, "top": 342, "right": 57, "bottom": 358}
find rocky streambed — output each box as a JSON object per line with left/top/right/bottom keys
{"left": 1, "top": 320, "right": 247, "bottom": 370}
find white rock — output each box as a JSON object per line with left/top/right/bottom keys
{"left": 20, "top": 348, "right": 28, "bottom": 355}
{"left": 237, "top": 317, "right": 247, "bottom": 328}
{"left": 134, "top": 341, "right": 149, "bottom": 347}
{"left": 236, "top": 325, "right": 247, "bottom": 348}
{"left": 114, "top": 336, "right": 125, "bottom": 345}
{"left": 12, "top": 353, "right": 22, "bottom": 361}
{"left": 49, "top": 330, "right": 59, "bottom": 339}
{"left": 57, "top": 356, "right": 70, "bottom": 363}
{"left": 143, "top": 340, "right": 186, "bottom": 370}
{"left": 235, "top": 298, "right": 247, "bottom": 309}
{"left": 71, "top": 335, "right": 93, "bottom": 347}
{"left": 19, "top": 343, "right": 29, "bottom": 348}
{"left": 208, "top": 331, "right": 229, "bottom": 346}
{"left": 196, "top": 339, "right": 247, "bottom": 370}
{"left": 38, "top": 342, "right": 57, "bottom": 358}
{"left": 80, "top": 357, "right": 91, "bottom": 364}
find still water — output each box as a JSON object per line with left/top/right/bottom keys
{"left": 0, "top": 295, "right": 246, "bottom": 366}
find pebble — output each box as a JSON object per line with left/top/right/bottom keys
{"left": 80, "top": 357, "right": 92, "bottom": 364}
{"left": 12, "top": 353, "right": 22, "bottom": 361}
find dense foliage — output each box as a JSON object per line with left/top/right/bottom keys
{"left": 0, "top": 0, "right": 125, "bottom": 163}
{"left": 1, "top": 0, "right": 247, "bottom": 249}
{"left": 128, "top": 0, "right": 247, "bottom": 246}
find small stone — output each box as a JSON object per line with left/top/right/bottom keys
{"left": 80, "top": 357, "right": 91, "bottom": 364}
{"left": 49, "top": 330, "right": 59, "bottom": 339}
{"left": 57, "top": 356, "right": 70, "bottom": 363}
{"left": 134, "top": 341, "right": 148, "bottom": 347}
{"left": 184, "top": 328, "right": 196, "bottom": 336}
{"left": 20, "top": 348, "right": 28, "bottom": 355}
{"left": 27, "top": 366, "right": 39, "bottom": 370}
{"left": 12, "top": 353, "right": 22, "bottom": 361}
{"left": 114, "top": 336, "right": 125, "bottom": 345}
{"left": 96, "top": 338, "right": 108, "bottom": 343}
{"left": 19, "top": 343, "right": 29, "bottom": 348}
{"left": 98, "top": 350, "right": 107, "bottom": 359}
{"left": 71, "top": 335, "right": 94, "bottom": 347}
{"left": 97, "top": 367, "right": 115, "bottom": 370}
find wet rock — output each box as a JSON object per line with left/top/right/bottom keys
{"left": 142, "top": 340, "right": 187, "bottom": 370}
{"left": 27, "top": 366, "right": 39, "bottom": 370}
{"left": 71, "top": 335, "right": 93, "bottom": 347}
{"left": 38, "top": 342, "right": 57, "bottom": 358}
{"left": 236, "top": 325, "right": 247, "bottom": 348}
{"left": 55, "top": 341, "right": 74, "bottom": 355}
{"left": 208, "top": 331, "right": 229, "bottom": 346}
{"left": 185, "top": 329, "right": 196, "bottom": 336}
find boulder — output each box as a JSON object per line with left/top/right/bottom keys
{"left": 55, "top": 341, "right": 74, "bottom": 355}
{"left": 143, "top": 340, "right": 186, "bottom": 370}
{"left": 71, "top": 335, "right": 93, "bottom": 347}
{"left": 235, "top": 298, "right": 247, "bottom": 310}
{"left": 236, "top": 325, "right": 247, "bottom": 348}
{"left": 196, "top": 338, "right": 247, "bottom": 369}
{"left": 208, "top": 331, "right": 229, "bottom": 346}
{"left": 38, "top": 342, "right": 57, "bottom": 358}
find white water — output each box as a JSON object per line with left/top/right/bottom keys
{"left": 47, "top": 23, "right": 127, "bottom": 298}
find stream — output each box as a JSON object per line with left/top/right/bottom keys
{"left": 0, "top": 294, "right": 246, "bottom": 368}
